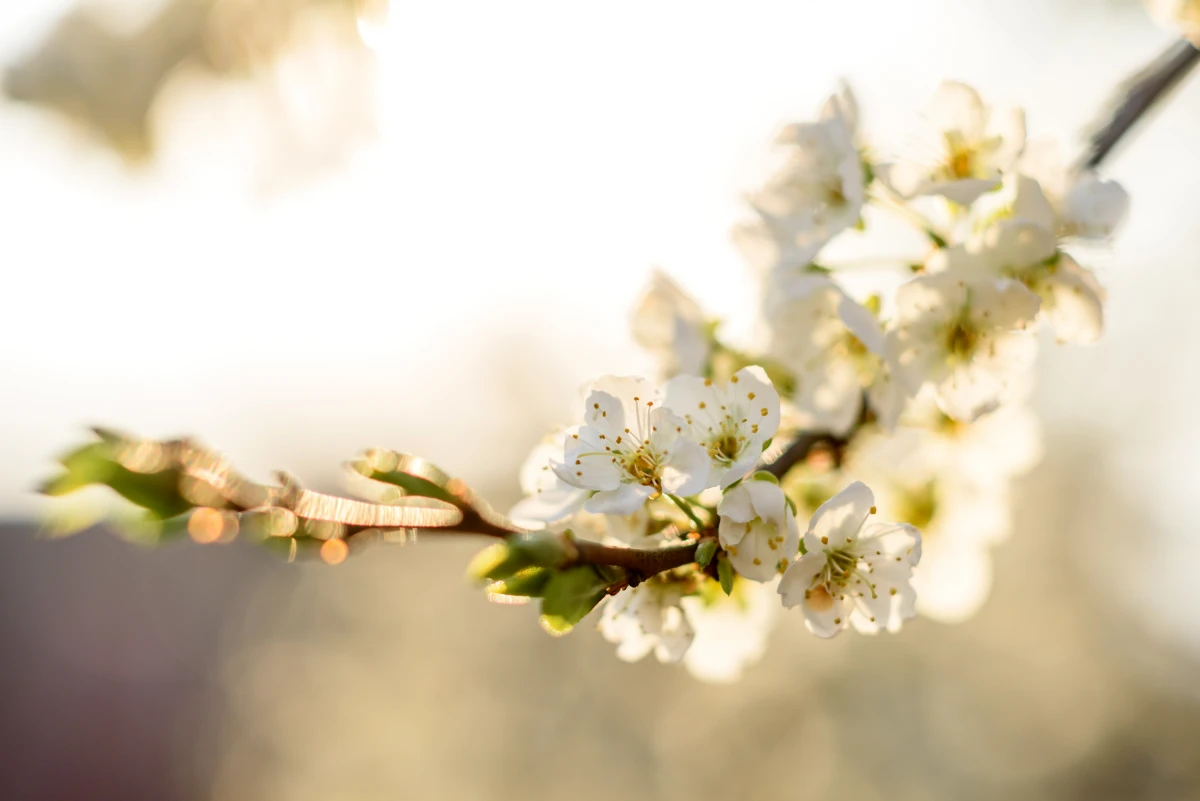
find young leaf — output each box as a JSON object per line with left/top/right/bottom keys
{"left": 539, "top": 566, "right": 621, "bottom": 635}
{"left": 695, "top": 539, "right": 718, "bottom": 568}
{"left": 718, "top": 554, "right": 735, "bottom": 596}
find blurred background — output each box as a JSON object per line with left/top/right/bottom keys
{"left": 3, "top": 0, "right": 1200, "bottom": 799}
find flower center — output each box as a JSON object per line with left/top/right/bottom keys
{"left": 708, "top": 429, "right": 744, "bottom": 464}
{"left": 941, "top": 132, "right": 976, "bottom": 180}
{"left": 943, "top": 318, "right": 978, "bottom": 361}
{"left": 622, "top": 445, "right": 663, "bottom": 490}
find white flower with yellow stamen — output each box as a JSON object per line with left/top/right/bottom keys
{"left": 880, "top": 80, "right": 1025, "bottom": 206}
{"left": 598, "top": 579, "right": 694, "bottom": 664}
{"left": 766, "top": 274, "right": 910, "bottom": 435}
{"left": 885, "top": 271, "right": 1040, "bottom": 421}
{"left": 778, "top": 481, "right": 921, "bottom": 637}
{"left": 552, "top": 376, "right": 710, "bottom": 515}
{"left": 663, "top": 366, "right": 781, "bottom": 489}
{"left": 716, "top": 477, "right": 799, "bottom": 581}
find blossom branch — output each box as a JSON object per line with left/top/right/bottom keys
{"left": 567, "top": 535, "right": 714, "bottom": 582}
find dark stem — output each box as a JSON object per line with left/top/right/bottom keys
{"left": 1082, "top": 37, "right": 1200, "bottom": 170}
{"left": 569, "top": 536, "right": 713, "bottom": 577}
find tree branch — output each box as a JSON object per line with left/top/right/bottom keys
{"left": 568, "top": 535, "right": 712, "bottom": 580}
{"left": 1082, "top": 37, "right": 1200, "bottom": 170}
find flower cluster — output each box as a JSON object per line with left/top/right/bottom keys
{"left": 42, "top": 76, "right": 1135, "bottom": 686}
{"left": 512, "top": 79, "right": 1126, "bottom": 680}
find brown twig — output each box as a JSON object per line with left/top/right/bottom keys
{"left": 1082, "top": 37, "right": 1200, "bottom": 170}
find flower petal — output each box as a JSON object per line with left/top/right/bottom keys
{"left": 805, "top": 480, "right": 873, "bottom": 552}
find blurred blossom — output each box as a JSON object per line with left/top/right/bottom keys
{"left": 1147, "top": 0, "right": 1200, "bottom": 43}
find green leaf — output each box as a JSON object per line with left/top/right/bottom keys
{"left": 751, "top": 470, "right": 780, "bottom": 485}
{"left": 718, "top": 555, "right": 735, "bottom": 596}
{"left": 465, "top": 533, "right": 571, "bottom": 583}
{"left": 695, "top": 539, "right": 718, "bottom": 568}
{"left": 42, "top": 442, "right": 194, "bottom": 521}
{"left": 539, "top": 566, "right": 621, "bottom": 635}
{"left": 487, "top": 567, "right": 552, "bottom": 598}
{"left": 760, "top": 437, "right": 773, "bottom": 452}
{"left": 364, "top": 469, "right": 459, "bottom": 506}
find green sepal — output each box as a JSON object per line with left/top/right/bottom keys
{"left": 465, "top": 532, "right": 571, "bottom": 583}
{"left": 487, "top": 567, "right": 552, "bottom": 598}
{"left": 694, "top": 539, "right": 718, "bottom": 568}
{"left": 760, "top": 437, "right": 773, "bottom": 452}
{"left": 718, "top": 555, "right": 735, "bottom": 596}
{"left": 539, "top": 565, "right": 623, "bottom": 635}
{"left": 751, "top": 470, "right": 780, "bottom": 485}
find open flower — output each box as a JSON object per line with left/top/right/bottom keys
{"left": 631, "top": 270, "right": 711, "bottom": 380}
{"left": 598, "top": 580, "right": 694, "bottom": 664}
{"left": 716, "top": 477, "right": 799, "bottom": 581}
{"left": 734, "top": 83, "right": 867, "bottom": 275}
{"left": 885, "top": 271, "right": 1040, "bottom": 421}
{"left": 778, "top": 481, "right": 921, "bottom": 637}
{"left": 664, "top": 366, "right": 781, "bottom": 488}
{"left": 766, "top": 274, "right": 910, "bottom": 434}
{"left": 935, "top": 204, "right": 1106, "bottom": 344}
{"left": 552, "top": 376, "right": 710, "bottom": 515}
{"left": 880, "top": 80, "right": 1025, "bottom": 206}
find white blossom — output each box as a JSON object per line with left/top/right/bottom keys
{"left": 880, "top": 80, "right": 1025, "bottom": 206}
{"left": 885, "top": 271, "right": 1040, "bottom": 421}
{"left": 664, "top": 366, "right": 781, "bottom": 489}
{"left": 734, "top": 83, "right": 867, "bottom": 274}
{"left": 681, "top": 579, "right": 780, "bottom": 683}
{"left": 598, "top": 580, "right": 694, "bottom": 664}
{"left": 778, "top": 481, "right": 921, "bottom": 637}
{"left": 631, "top": 270, "right": 711, "bottom": 379}
{"left": 553, "top": 376, "right": 710, "bottom": 515}
{"left": 1146, "top": 0, "right": 1200, "bottom": 44}
{"left": 509, "top": 433, "right": 587, "bottom": 527}
{"left": 716, "top": 477, "right": 799, "bottom": 581}
{"left": 766, "top": 273, "right": 910, "bottom": 434}
{"left": 934, "top": 205, "right": 1106, "bottom": 344}
{"left": 1016, "top": 138, "right": 1129, "bottom": 240}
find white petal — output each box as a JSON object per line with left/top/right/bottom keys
{"left": 716, "top": 482, "right": 757, "bottom": 525}
{"left": 927, "top": 177, "right": 1001, "bottom": 206}
{"left": 778, "top": 551, "right": 826, "bottom": 607}
{"left": 837, "top": 294, "right": 885, "bottom": 355}
{"left": 805, "top": 480, "right": 873, "bottom": 552}
{"left": 927, "top": 80, "right": 987, "bottom": 139}
{"left": 1010, "top": 175, "right": 1057, "bottom": 232}
{"left": 1044, "top": 254, "right": 1105, "bottom": 344}
{"left": 969, "top": 277, "right": 1041, "bottom": 332}
{"left": 659, "top": 436, "right": 712, "bottom": 497}
{"left": 1064, "top": 172, "right": 1129, "bottom": 239}
{"left": 585, "top": 484, "right": 655, "bottom": 515}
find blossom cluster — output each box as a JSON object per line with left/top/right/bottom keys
{"left": 512, "top": 80, "right": 1127, "bottom": 681}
